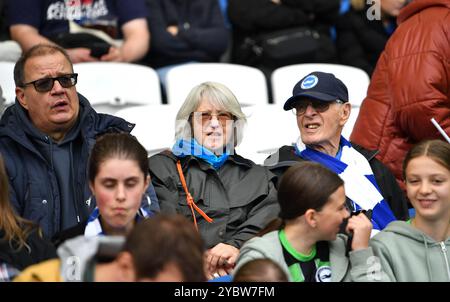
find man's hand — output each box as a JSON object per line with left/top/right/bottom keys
{"left": 205, "top": 243, "right": 239, "bottom": 279}
{"left": 66, "top": 48, "right": 99, "bottom": 63}
{"left": 100, "top": 46, "right": 123, "bottom": 62}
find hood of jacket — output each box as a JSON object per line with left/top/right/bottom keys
{"left": 381, "top": 221, "right": 447, "bottom": 244}
{"left": 398, "top": 0, "right": 450, "bottom": 24}
{"left": 57, "top": 235, "right": 125, "bottom": 282}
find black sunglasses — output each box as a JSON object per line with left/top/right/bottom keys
{"left": 22, "top": 73, "right": 78, "bottom": 92}
{"left": 293, "top": 99, "right": 345, "bottom": 116}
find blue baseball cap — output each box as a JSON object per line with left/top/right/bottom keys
{"left": 283, "top": 71, "right": 349, "bottom": 111}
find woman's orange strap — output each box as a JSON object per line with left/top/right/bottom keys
{"left": 176, "top": 161, "right": 213, "bottom": 228}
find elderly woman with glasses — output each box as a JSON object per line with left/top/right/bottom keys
{"left": 149, "top": 82, "right": 279, "bottom": 280}
{"left": 266, "top": 71, "right": 409, "bottom": 234}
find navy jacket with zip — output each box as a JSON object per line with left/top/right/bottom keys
{"left": 0, "top": 94, "right": 159, "bottom": 238}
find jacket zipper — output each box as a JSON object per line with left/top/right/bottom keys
{"left": 440, "top": 242, "right": 450, "bottom": 281}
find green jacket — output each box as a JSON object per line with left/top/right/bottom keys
{"left": 370, "top": 221, "right": 450, "bottom": 281}
{"left": 234, "top": 231, "right": 388, "bottom": 282}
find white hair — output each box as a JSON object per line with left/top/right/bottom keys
{"left": 174, "top": 82, "right": 247, "bottom": 147}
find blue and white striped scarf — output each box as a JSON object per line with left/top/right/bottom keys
{"left": 84, "top": 206, "right": 152, "bottom": 237}
{"left": 295, "top": 136, "right": 396, "bottom": 232}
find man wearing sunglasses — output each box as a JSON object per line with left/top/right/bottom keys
{"left": 0, "top": 44, "right": 159, "bottom": 238}
{"left": 266, "top": 71, "right": 409, "bottom": 234}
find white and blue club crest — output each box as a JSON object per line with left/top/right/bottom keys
{"left": 301, "top": 75, "right": 318, "bottom": 89}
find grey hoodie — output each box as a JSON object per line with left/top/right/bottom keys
{"left": 57, "top": 235, "right": 125, "bottom": 282}
{"left": 234, "top": 231, "right": 388, "bottom": 282}
{"left": 370, "top": 221, "right": 450, "bottom": 281}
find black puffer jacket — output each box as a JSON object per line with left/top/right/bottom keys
{"left": 336, "top": 4, "right": 396, "bottom": 76}
{"left": 0, "top": 228, "right": 56, "bottom": 271}
{"left": 149, "top": 151, "right": 280, "bottom": 249}
{"left": 265, "top": 144, "right": 409, "bottom": 221}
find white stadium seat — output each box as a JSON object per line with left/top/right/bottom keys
{"left": 74, "top": 62, "right": 162, "bottom": 114}
{"left": 165, "top": 63, "right": 269, "bottom": 106}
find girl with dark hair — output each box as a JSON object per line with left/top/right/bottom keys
{"left": 0, "top": 155, "right": 56, "bottom": 281}
{"left": 234, "top": 161, "right": 383, "bottom": 282}
{"left": 371, "top": 140, "right": 450, "bottom": 281}
{"left": 52, "top": 133, "right": 158, "bottom": 246}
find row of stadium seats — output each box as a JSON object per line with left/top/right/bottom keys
{"left": 0, "top": 61, "right": 370, "bottom": 113}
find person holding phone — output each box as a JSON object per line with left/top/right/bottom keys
{"left": 234, "top": 161, "right": 385, "bottom": 282}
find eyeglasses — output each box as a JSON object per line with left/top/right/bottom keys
{"left": 22, "top": 73, "right": 78, "bottom": 92}
{"left": 292, "top": 99, "right": 345, "bottom": 116}
{"left": 190, "top": 111, "right": 234, "bottom": 124}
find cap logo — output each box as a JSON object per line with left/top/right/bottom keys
{"left": 300, "top": 75, "right": 318, "bottom": 89}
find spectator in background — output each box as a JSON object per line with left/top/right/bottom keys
{"left": 149, "top": 82, "right": 279, "bottom": 279}
{"left": 6, "top": 0, "right": 150, "bottom": 63}
{"left": 233, "top": 258, "right": 288, "bottom": 282}
{"left": 0, "top": 44, "right": 159, "bottom": 238}
{"left": 52, "top": 133, "right": 156, "bottom": 247}
{"left": 15, "top": 214, "right": 207, "bottom": 282}
{"left": 266, "top": 72, "right": 409, "bottom": 231}
{"left": 234, "top": 162, "right": 382, "bottom": 282}
{"left": 350, "top": 0, "right": 450, "bottom": 190}
{"left": 336, "top": 0, "right": 407, "bottom": 76}
{"left": 144, "top": 0, "right": 229, "bottom": 93}
{"left": 371, "top": 140, "right": 450, "bottom": 281}
{"left": 0, "top": 155, "right": 56, "bottom": 282}
{"left": 0, "top": 0, "right": 22, "bottom": 61}
{"left": 227, "top": 0, "right": 339, "bottom": 75}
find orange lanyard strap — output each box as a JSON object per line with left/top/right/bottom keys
{"left": 176, "top": 161, "right": 214, "bottom": 229}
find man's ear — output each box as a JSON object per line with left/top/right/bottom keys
{"left": 15, "top": 87, "right": 28, "bottom": 109}
{"left": 304, "top": 209, "right": 318, "bottom": 228}
{"left": 116, "top": 251, "right": 136, "bottom": 282}
{"left": 339, "top": 102, "right": 351, "bottom": 126}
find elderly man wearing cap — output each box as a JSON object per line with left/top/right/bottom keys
{"left": 266, "top": 71, "right": 409, "bottom": 233}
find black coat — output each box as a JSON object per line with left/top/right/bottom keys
{"left": 0, "top": 228, "right": 56, "bottom": 271}
{"left": 228, "top": 0, "right": 339, "bottom": 68}
{"left": 336, "top": 6, "right": 396, "bottom": 76}
{"left": 265, "top": 144, "right": 409, "bottom": 221}
{"left": 149, "top": 151, "right": 280, "bottom": 249}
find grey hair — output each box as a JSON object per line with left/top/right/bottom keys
{"left": 175, "top": 82, "right": 247, "bottom": 147}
